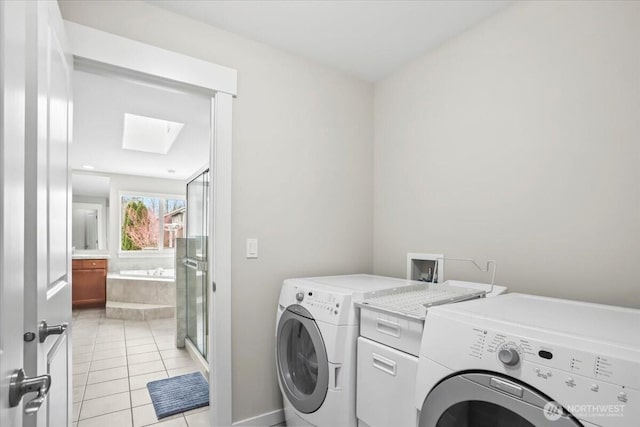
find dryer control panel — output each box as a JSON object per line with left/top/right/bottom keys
{"left": 301, "top": 289, "right": 342, "bottom": 315}
{"left": 420, "top": 312, "right": 640, "bottom": 427}
{"left": 479, "top": 330, "right": 638, "bottom": 392}
{"left": 280, "top": 283, "right": 352, "bottom": 325}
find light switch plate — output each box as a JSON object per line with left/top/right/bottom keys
{"left": 246, "top": 238, "right": 258, "bottom": 259}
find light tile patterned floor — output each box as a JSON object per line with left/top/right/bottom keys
{"left": 72, "top": 309, "right": 210, "bottom": 427}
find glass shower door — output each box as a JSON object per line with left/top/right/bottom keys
{"left": 185, "top": 169, "right": 209, "bottom": 359}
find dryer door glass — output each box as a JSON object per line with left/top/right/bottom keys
{"left": 419, "top": 373, "right": 583, "bottom": 427}
{"left": 436, "top": 401, "right": 534, "bottom": 426}
{"left": 286, "top": 321, "right": 318, "bottom": 395}
{"left": 277, "top": 305, "right": 329, "bottom": 414}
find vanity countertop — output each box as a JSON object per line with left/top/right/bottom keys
{"left": 72, "top": 253, "right": 110, "bottom": 260}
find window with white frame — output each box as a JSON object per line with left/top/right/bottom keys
{"left": 120, "top": 193, "right": 186, "bottom": 252}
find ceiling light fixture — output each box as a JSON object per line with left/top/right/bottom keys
{"left": 82, "top": 164, "right": 95, "bottom": 170}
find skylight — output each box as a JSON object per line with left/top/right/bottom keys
{"left": 122, "top": 113, "right": 184, "bottom": 155}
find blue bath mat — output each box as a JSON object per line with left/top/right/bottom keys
{"left": 147, "top": 372, "right": 209, "bottom": 419}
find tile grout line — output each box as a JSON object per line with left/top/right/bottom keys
{"left": 125, "top": 318, "right": 134, "bottom": 427}
{"left": 74, "top": 312, "right": 97, "bottom": 424}
{"left": 149, "top": 316, "right": 172, "bottom": 426}
{"left": 76, "top": 313, "right": 101, "bottom": 423}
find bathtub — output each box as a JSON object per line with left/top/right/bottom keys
{"left": 106, "top": 269, "right": 176, "bottom": 320}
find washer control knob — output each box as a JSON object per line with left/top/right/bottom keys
{"left": 296, "top": 292, "right": 304, "bottom": 302}
{"left": 618, "top": 392, "right": 628, "bottom": 402}
{"left": 590, "top": 384, "right": 599, "bottom": 392}
{"left": 498, "top": 347, "right": 520, "bottom": 366}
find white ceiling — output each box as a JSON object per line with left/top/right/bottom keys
{"left": 149, "top": 0, "right": 511, "bottom": 81}
{"left": 72, "top": 70, "right": 210, "bottom": 180}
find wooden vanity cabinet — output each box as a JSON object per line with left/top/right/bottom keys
{"left": 72, "top": 259, "right": 108, "bottom": 308}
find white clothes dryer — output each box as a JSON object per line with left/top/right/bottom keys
{"left": 415, "top": 293, "right": 640, "bottom": 427}
{"left": 275, "top": 274, "right": 414, "bottom": 427}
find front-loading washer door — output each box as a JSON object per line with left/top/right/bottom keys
{"left": 419, "top": 372, "right": 584, "bottom": 427}
{"left": 277, "top": 304, "right": 329, "bottom": 414}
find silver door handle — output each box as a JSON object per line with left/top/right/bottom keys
{"left": 183, "top": 258, "right": 207, "bottom": 271}
{"left": 182, "top": 258, "right": 198, "bottom": 269}
{"left": 9, "top": 369, "right": 51, "bottom": 415}
{"left": 39, "top": 320, "right": 68, "bottom": 343}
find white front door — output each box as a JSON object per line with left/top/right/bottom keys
{"left": 0, "top": 1, "right": 27, "bottom": 426}
{"left": 23, "top": 2, "right": 73, "bottom": 426}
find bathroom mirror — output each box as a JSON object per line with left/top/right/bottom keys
{"left": 72, "top": 173, "right": 110, "bottom": 251}
{"left": 72, "top": 203, "right": 104, "bottom": 250}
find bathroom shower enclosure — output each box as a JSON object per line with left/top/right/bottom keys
{"left": 185, "top": 169, "right": 210, "bottom": 359}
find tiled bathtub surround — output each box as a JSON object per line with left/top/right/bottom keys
{"left": 72, "top": 308, "right": 209, "bottom": 426}
{"left": 109, "top": 256, "right": 176, "bottom": 274}
{"left": 106, "top": 276, "right": 176, "bottom": 320}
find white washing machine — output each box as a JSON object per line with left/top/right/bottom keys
{"left": 415, "top": 293, "right": 640, "bottom": 427}
{"left": 275, "top": 274, "right": 415, "bottom": 426}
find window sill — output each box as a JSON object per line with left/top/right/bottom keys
{"left": 118, "top": 250, "right": 175, "bottom": 258}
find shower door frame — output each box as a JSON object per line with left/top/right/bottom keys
{"left": 64, "top": 22, "right": 236, "bottom": 426}
{"left": 185, "top": 167, "right": 210, "bottom": 360}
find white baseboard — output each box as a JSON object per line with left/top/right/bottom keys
{"left": 232, "top": 408, "right": 285, "bottom": 426}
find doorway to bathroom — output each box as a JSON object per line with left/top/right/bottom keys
{"left": 70, "top": 64, "right": 213, "bottom": 425}
{"left": 66, "top": 21, "right": 235, "bottom": 426}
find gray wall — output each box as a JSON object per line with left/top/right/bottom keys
{"left": 373, "top": 1, "right": 640, "bottom": 308}
{"left": 59, "top": 0, "right": 374, "bottom": 421}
